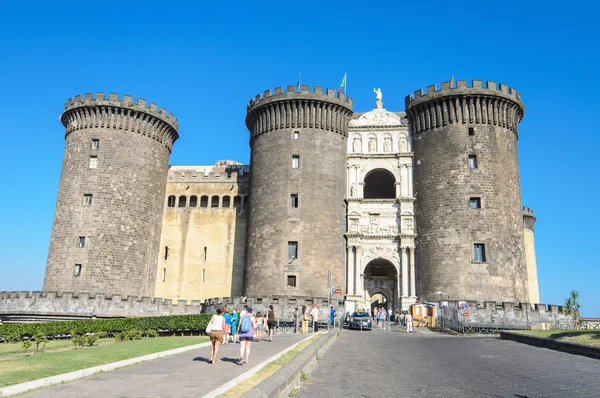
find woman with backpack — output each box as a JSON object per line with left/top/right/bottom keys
{"left": 237, "top": 306, "right": 256, "bottom": 365}
{"left": 266, "top": 305, "right": 278, "bottom": 342}
{"left": 207, "top": 308, "right": 226, "bottom": 364}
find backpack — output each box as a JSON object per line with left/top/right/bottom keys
{"left": 240, "top": 315, "right": 252, "bottom": 333}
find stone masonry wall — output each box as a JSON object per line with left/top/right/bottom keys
{"left": 244, "top": 85, "right": 353, "bottom": 297}
{"left": 43, "top": 93, "right": 179, "bottom": 298}
{"left": 406, "top": 80, "right": 528, "bottom": 303}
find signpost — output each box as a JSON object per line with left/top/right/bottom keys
{"left": 327, "top": 271, "right": 332, "bottom": 332}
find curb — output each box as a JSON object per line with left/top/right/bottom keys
{"left": 500, "top": 332, "right": 600, "bottom": 360}
{"left": 0, "top": 341, "right": 212, "bottom": 397}
{"left": 241, "top": 330, "right": 338, "bottom": 398}
{"left": 202, "top": 333, "right": 323, "bottom": 398}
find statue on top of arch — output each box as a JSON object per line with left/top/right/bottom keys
{"left": 373, "top": 88, "right": 383, "bottom": 109}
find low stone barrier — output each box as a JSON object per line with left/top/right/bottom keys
{"left": 500, "top": 331, "right": 600, "bottom": 360}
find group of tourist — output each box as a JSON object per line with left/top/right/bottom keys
{"left": 372, "top": 307, "right": 414, "bottom": 332}
{"left": 293, "top": 304, "right": 323, "bottom": 333}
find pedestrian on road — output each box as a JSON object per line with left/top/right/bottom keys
{"left": 293, "top": 307, "right": 300, "bottom": 333}
{"left": 266, "top": 305, "right": 278, "bottom": 342}
{"left": 237, "top": 307, "right": 256, "bottom": 365}
{"left": 311, "top": 304, "right": 319, "bottom": 332}
{"left": 329, "top": 306, "right": 336, "bottom": 327}
{"left": 231, "top": 308, "right": 239, "bottom": 343}
{"left": 405, "top": 312, "right": 413, "bottom": 333}
{"left": 302, "top": 305, "right": 309, "bottom": 333}
{"left": 208, "top": 308, "right": 226, "bottom": 364}
{"left": 240, "top": 304, "right": 248, "bottom": 317}
{"left": 222, "top": 308, "right": 232, "bottom": 344}
{"left": 255, "top": 311, "right": 264, "bottom": 342}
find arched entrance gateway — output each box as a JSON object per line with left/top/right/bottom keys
{"left": 363, "top": 258, "right": 398, "bottom": 312}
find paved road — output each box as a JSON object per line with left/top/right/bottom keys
{"left": 296, "top": 327, "right": 600, "bottom": 398}
{"left": 21, "top": 333, "right": 310, "bottom": 398}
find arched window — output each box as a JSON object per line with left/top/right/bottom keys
{"left": 167, "top": 195, "right": 176, "bottom": 207}
{"left": 243, "top": 195, "right": 249, "bottom": 208}
{"left": 178, "top": 195, "right": 187, "bottom": 207}
{"left": 233, "top": 196, "right": 242, "bottom": 208}
{"left": 222, "top": 196, "right": 231, "bottom": 208}
{"left": 364, "top": 169, "right": 396, "bottom": 199}
{"left": 200, "top": 195, "right": 209, "bottom": 207}
{"left": 189, "top": 195, "right": 198, "bottom": 207}
{"left": 211, "top": 195, "right": 219, "bottom": 207}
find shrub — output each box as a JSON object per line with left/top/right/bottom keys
{"left": 0, "top": 314, "right": 212, "bottom": 341}
{"left": 145, "top": 329, "right": 158, "bottom": 338}
{"left": 21, "top": 339, "right": 32, "bottom": 351}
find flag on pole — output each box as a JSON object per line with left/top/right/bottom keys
{"left": 338, "top": 73, "right": 347, "bottom": 94}
{"left": 449, "top": 75, "right": 455, "bottom": 87}
{"left": 297, "top": 73, "right": 301, "bottom": 91}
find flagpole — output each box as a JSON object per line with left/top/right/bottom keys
{"left": 344, "top": 72, "right": 347, "bottom": 95}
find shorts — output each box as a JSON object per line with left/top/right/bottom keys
{"left": 210, "top": 330, "right": 223, "bottom": 343}
{"left": 267, "top": 321, "right": 276, "bottom": 330}
{"left": 239, "top": 336, "right": 253, "bottom": 341}
{"left": 225, "top": 324, "right": 231, "bottom": 334}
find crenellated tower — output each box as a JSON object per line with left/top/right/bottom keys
{"left": 405, "top": 80, "right": 529, "bottom": 303}
{"left": 522, "top": 206, "right": 539, "bottom": 304}
{"left": 43, "top": 93, "right": 179, "bottom": 298}
{"left": 244, "top": 85, "right": 353, "bottom": 296}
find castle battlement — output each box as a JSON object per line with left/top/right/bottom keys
{"left": 405, "top": 80, "right": 522, "bottom": 107}
{"left": 523, "top": 206, "right": 536, "bottom": 230}
{"left": 247, "top": 85, "right": 352, "bottom": 111}
{"left": 0, "top": 291, "right": 202, "bottom": 319}
{"left": 168, "top": 163, "right": 250, "bottom": 183}
{"left": 65, "top": 92, "right": 178, "bottom": 130}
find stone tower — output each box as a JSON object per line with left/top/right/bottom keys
{"left": 523, "top": 206, "right": 539, "bottom": 304}
{"left": 405, "top": 80, "right": 528, "bottom": 303}
{"left": 43, "top": 93, "right": 179, "bottom": 297}
{"left": 244, "top": 85, "right": 353, "bottom": 296}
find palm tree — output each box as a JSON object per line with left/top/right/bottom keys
{"left": 564, "top": 290, "right": 581, "bottom": 329}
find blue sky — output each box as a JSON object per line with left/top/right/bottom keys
{"left": 0, "top": 0, "right": 597, "bottom": 316}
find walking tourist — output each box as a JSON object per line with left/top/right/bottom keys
{"left": 255, "top": 311, "right": 264, "bottom": 342}
{"left": 237, "top": 307, "right": 256, "bottom": 365}
{"left": 266, "top": 305, "right": 278, "bottom": 342}
{"left": 293, "top": 307, "right": 300, "bottom": 333}
{"left": 222, "top": 308, "right": 232, "bottom": 344}
{"left": 329, "top": 306, "right": 336, "bottom": 327}
{"left": 405, "top": 312, "right": 413, "bottom": 333}
{"left": 302, "top": 305, "right": 309, "bottom": 333}
{"left": 311, "top": 304, "right": 319, "bottom": 332}
{"left": 207, "top": 308, "right": 226, "bottom": 364}
{"left": 231, "top": 308, "right": 239, "bottom": 343}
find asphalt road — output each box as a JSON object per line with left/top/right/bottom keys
{"left": 296, "top": 327, "right": 600, "bottom": 398}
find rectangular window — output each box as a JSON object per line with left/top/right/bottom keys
{"left": 161, "top": 268, "right": 166, "bottom": 282}
{"left": 164, "top": 246, "right": 169, "bottom": 260}
{"left": 288, "top": 241, "right": 298, "bottom": 259}
{"left": 474, "top": 244, "right": 486, "bottom": 262}
{"left": 83, "top": 194, "right": 93, "bottom": 206}
{"left": 91, "top": 139, "right": 100, "bottom": 149}
{"left": 293, "top": 131, "right": 300, "bottom": 140}
{"left": 292, "top": 155, "right": 300, "bottom": 169}
{"left": 89, "top": 156, "right": 98, "bottom": 169}
{"left": 291, "top": 194, "right": 299, "bottom": 208}
{"left": 468, "top": 127, "right": 475, "bottom": 136}
{"left": 468, "top": 155, "right": 478, "bottom": 169}
{"left": 74, "top": 264, "right": 82, "bottom": 277}
{"left": 287, "top": 275, "right": 297, "bottom": 287}
{"left": 78, "top": 236, "right": 86, "bottom": 248}
{"left": 469, "top": 197, "right": 481, "bottom": 209}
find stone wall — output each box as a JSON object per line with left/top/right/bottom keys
{"left": 0, "top": 291, "right": 201, "bottom": 320}
{"left": 436, "top": 300, "right": 571, "bottom": 326}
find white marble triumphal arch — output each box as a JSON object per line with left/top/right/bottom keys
{"left": 345, "top": 91, "right": 417, "bottom": 312}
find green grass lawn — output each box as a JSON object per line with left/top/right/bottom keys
{"left": 0, "top": 336, "right": 208, "bottom": 387}
{"left": 518, "top": 330, "right": 600, "bottom": 346}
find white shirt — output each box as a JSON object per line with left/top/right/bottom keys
{"left": 311, "top": 307, "right": 319, "bottom": 321}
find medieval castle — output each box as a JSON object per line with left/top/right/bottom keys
{"left": 1, "top": 79, "right": 550, "bottom": 322}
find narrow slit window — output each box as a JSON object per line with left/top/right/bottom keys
{"left": 469, "top": 197, "right": 481, "bottom": 209}
{"left": 468, "top": 155, "right": 478, "bottom": 169}
{"left": 468, "top": 127, "right": 475, "bottom": 136}
{"left": 288, "top": 241, "right": 298, "bottom": 259}
{"left": 91, "top": 139, "right": 100, "bottom": 149}
{"left": 203, "top": 246, "right": 207, "bottom": 261}
{"left": 293, "top": 131, "right": 300, "bottom": 140}
{"left": 83, "top": 194, "right": 93, "bottom": 206}
{"left": 89, "top": 156, "right": 98, "bottom": 169}
{"left": 291, "top": 194, "right": 299, "bottom": 208}
{"left": 292, "top": 155, "right": 300, "bottom": 169}
{"left": 474, "top": 244, "right": 486, "bottom": 262}
{"left": 74, "top": 264, "right": 82, "bottom": 277}
{"left": 287, "top": 275, "right": 297, "bottom": 287}
{"left": 202, "top": 268, "right": 206, "bottom": 282}
{"left": 164, "top": 246, "right": 169, "bottom": 260}
{"left": 78, "top": 236, "right": 85, "bottom": 248}
{"left": 161, "top": 268, "right": 166, "bottom": 282}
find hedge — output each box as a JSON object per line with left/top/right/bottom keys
{"left": 0, "top": 314, "right": 213, "bottom": 341}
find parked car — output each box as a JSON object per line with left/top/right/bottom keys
{"left": 347, "top": 311, "right": 372, "bottom": 330}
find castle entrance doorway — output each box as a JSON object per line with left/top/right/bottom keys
{"left": 363, "top": 258, "right": 398, "bottom": 313}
